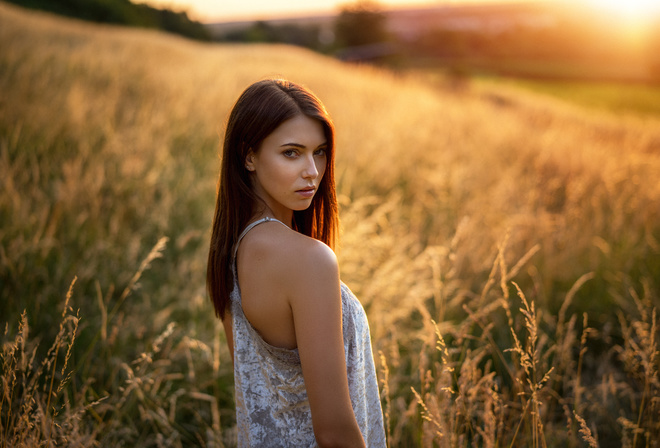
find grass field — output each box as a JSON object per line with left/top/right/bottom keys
{"left": 1, "top": 2, "right": 659, "bottom": 447}
{"left": 403, "top": 64, "right": 660, "bottom": 119}
{"left": 476, "top": 77, "right": 660, "bottom": 119}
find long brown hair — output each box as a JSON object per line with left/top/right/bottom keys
{"left": 207, "top": 79, "right": 338, "bottom": 319}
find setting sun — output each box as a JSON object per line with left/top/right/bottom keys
{"left": 583, "top": 0, "right": 660, "bottom": 22}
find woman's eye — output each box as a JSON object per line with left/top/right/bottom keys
{"left": 283, "top": 149, "right": 298, "bottom": 157}
{"left": 314, "top": 148, "right": 326, "bottom": 156}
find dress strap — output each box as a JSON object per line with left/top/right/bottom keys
{"left": 233, "top": 217, "right": 289, "bottom": 260}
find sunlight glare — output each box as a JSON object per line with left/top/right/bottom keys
{"left": 583, "top": 0, "right": 660, "bottom": 23}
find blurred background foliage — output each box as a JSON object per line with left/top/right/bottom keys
{"left": 3, "top": 0, "right": 211, "bottom": 40}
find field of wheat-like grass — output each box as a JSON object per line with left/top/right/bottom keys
{"left": 1, "top": 2, "right": 659, "bottom": 446}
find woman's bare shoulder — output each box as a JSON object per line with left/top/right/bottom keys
{"left": 240, "top": 222, "right": 337, "bottom": 276}
{"left": 280, "top": 232, "right": 339, "bottom": 304}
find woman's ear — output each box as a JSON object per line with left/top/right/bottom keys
{"left": 245, "top": 151, "right": 255, "bottom": 172}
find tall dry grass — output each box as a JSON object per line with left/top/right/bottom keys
{"left": 1, "top": 1, "right": 659, "bottom": 446}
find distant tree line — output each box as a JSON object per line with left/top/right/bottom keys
{"left": 333, "top": 1, "right": 388, "bottom": 48}
{"left": 5, "top": 0, "right": 211, "bottom": 41}
{"left": 222, "top": 21, "right": 326, "bottom": 52}
{"left": 215, "top": 1, "right": 391, "bottom": 60}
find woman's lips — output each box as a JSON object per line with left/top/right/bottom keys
{"left": 296, "top": 187, "right": 316, "bottom": 198}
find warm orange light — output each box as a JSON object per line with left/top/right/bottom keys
{"left": 578, "top": 0, "right": 660, "bottom": 48}
{"left": 583, "top": 0, "right": 660, "bottom": 24}
{"left": 136, "top": 0, "right": 660, "bottom": 23}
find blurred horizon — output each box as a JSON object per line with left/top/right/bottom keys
{"left": 138, "top": 0, "right": 553, "bottom": 23}
{"left": 135, "top": 0, "right": 660, "bottom": 25}
{"left": 196, "top": 0, "right": 660, "bottom": 85}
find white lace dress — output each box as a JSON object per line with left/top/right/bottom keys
{"left": 230, "top": 217, "right": 386, "bottom": 447}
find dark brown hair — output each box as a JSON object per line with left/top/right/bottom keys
{"left": 207, "top": 79, "right": 338, "bottom": 319}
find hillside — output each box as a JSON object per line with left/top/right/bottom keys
{"left": 1, "top": 2, "right": 659, "bottom": 446}
{"left": 4, "top": 0, "right": 210, "bottom": 40}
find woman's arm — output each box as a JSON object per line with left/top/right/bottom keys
{"left": 288, "top": 241, "right": 365, "bottom": 448}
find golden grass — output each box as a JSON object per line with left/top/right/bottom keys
{"left": 1, "top": 1, "right": 659, "bottom": 446}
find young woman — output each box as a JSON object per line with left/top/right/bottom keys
{"left": 207, "top": 79, "right": 386, "bottom": 447}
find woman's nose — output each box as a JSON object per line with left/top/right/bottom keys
{"left": 302, "top": 154, "right": 319, "bottom": 179}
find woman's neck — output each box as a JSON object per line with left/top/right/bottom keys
{"left": 251, "top": 206, "right": 292, "bottom": 228}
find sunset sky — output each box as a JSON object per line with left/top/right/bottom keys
{"left": 138, "top": 0, "right": 660, "bottom": 24}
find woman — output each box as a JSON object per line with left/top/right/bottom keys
{"left": 207, "top": 79, "right": 385, "bottom": 447}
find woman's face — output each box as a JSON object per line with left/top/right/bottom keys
{"left": 246, "top": 114, "right": 327, "bottom": 222}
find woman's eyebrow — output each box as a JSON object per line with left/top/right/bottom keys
{"left": 279, "top": 141, "right": 327, "bottom": 148}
